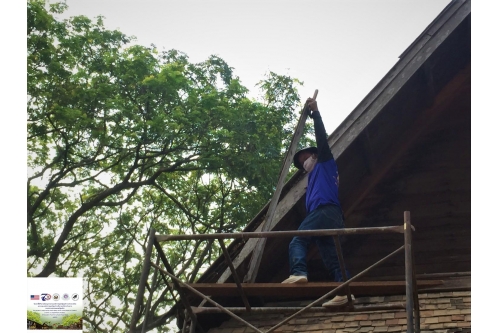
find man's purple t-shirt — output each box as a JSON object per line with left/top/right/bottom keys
{"left": 305, "top": 110, "right": 342, "bottom": 214}
{"left": 306, "top": 159, "right": 341, "bottom": 213}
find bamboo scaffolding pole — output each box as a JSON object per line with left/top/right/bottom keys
{"left": 412, "top": 236, "right": 421, "bottom": 333}
{"left": 333, "top": 235, "right": 354, "bottom": 309}
{"left": 152, "top": 240, "right": 201, "bottom": 332}
{"left": 266, "top": 245, "right": 405, "bottom": 333}
{"left": 218, "top": 239, "right": 251, "bottom": 311}
{"left": 141, "top": 255, "right": 161, "bottom": 333}
{"left": 151, "top": 262, "right": 264, "bottom": 333}
{"left": 404, "top": 211, "right": 415, "bottom": 333}
{"left": 156, "top": 225, "right": 405, "bottom": 242}
{"left": 131, "top": 218, "right": 419, "bottom": 332}
{"left": 191, "top": 302, "right": 406, "bottom": 314}
{"left": 130, "top": 228, "right": 156, "bottom": 331}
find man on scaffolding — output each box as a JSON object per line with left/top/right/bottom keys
{"left": 281, "top": 97, "right": 355, "bottom": 307}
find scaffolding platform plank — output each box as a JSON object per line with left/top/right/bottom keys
{"left": 182, "top": 280, "right": 443, "bottom": 298}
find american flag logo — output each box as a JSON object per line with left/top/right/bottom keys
{"left": 30, "top": 295, "right": 39, "bottom": 300}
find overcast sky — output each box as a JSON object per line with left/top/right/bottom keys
{"left": 55, "top": 0, "right": 451, "bottom": 134}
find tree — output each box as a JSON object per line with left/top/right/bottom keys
{"left": 61, "top": 314, "right": 81, "bottom": 327}
{"left": 27, "top": 1, "right": 313, "bottom": 331}
{"left": 27, "top": 310, "right": 41, "bottom": 324}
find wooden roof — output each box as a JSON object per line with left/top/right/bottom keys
{"left": 196, "top": 0, "right": 471, "bottom": 290}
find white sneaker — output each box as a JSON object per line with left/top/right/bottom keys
{"left": 281, "top": 275, "right": 308, "bottom": 283}
{"left": 322, "top": 294, "right": 355, "bottom": 307}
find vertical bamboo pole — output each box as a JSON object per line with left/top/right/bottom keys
{"left": 404, "top": 211, "right": 414, "bottom": 333}
{"left": 141, "top": 255, "right": 160, "bottom": 333}
{"left": 218, "top": 239, "right": 251, "bottom": 311}
{"left": 152, "top": 240, "right": 200, "bottom": 329}
{"left": 333, "top": 235, "right": 354, "bottom": 308}
{"left": 130, "top": 227, "right": 156, "bottom": 331}
{"left": 189, "top": 316, "right": 197, "bottom": 333}
{"left": 181, "top": 313, "right": 188, "bottom": 333}
{"left": 411, "top": 229, "right": 420, "bottom": 333}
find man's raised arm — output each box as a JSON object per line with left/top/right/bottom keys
{"left": 306, "top": 98, "right": 333, "bottom": 163}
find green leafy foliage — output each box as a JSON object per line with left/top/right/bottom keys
{"left": 27, "top": 1, "right": 314, "bottom": 332}
{"left": 28, "top": 310, "right": 42, "bottom": 324}
{"left": 61, "top": 314, "right": 81, "bottom": 326}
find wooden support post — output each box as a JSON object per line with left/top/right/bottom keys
{"left": 130, "top": 227, "right": 156, "bottom": 331}
{"left": 404, "top": 211, "right": 414, "bottom": 333}
{"left": 244, "top": 90, "right": 318, "bottom": 283}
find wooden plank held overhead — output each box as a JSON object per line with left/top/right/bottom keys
{"left": 243, "top": 90, "right": 318, "bottom": 283}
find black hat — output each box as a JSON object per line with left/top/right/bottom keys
{"left": 293, "top": 147, "right": 318, "bottom": 170}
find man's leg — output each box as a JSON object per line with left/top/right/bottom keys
{"left": 315, "top": 235, "right": 351, "bottom": 282}
{"left": 313, "top": 205, "right": 350, "bottom": 281}
{"left": 287, "top": 236, "right": 310, "bottom": 279}
{"left": 314, "top": 205, "right": 355, "bottom": 307}
{"left": 285, "top": 209, "right": 322, "bottom": 281}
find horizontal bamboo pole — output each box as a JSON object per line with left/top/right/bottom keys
{"left": 157, "top": 225, "right": 405, "bottom": 242}
{"left": 191, "top": 302, "right": 406, "bottom": 314}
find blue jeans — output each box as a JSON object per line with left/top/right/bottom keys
{"left": 289, "top": 204, "right": 351, "bottom": 282}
